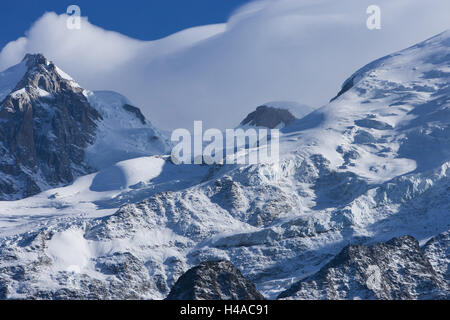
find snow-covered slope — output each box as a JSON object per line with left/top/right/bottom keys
{"left": 278, "top": 235, "right": 448, "bottom": 300}
{"left": 0, "top": 31, "right": 449, "bottom": 299}
{"left": 85, "top": 90, "right": 169, "bottom": 169}
{"left": 0, "top": 54, "right": 102, "bottom": 200}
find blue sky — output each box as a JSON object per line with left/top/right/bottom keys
{"left": 0, "top": 0, "right": 251, "bottom": 49}
{"left": 1, "top": 0, "right": 448, "bottom": 129}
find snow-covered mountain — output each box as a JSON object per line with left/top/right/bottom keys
{"left": 278, "top": 235, "right": 448, "bottom": 300}
{"left": 0, "top": 54, "right": 169, "bottom": 200}
{"left": 0, "top": 30, "right": 449, "bottom": 300}
{"left": 166, "top": 260, "right": 264, "bottom": 300}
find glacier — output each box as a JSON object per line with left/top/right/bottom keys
{"left": 0, "top": 30, "right": 449, "bottom": 299}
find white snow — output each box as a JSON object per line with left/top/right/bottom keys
{"left": 55, "top": 65, "right": 81, "bottom": 88}
{"left": 84, "top": 90, "right": 170, "bottom": 169}
{"left": 0, "top": 155, "right": 209, "bottom": 237}
{"left": 10, "top": 88, "right": 27, "bottom": 99}
{"left": 35, "top": 87, "right": 52, "bottom": 97}
{"left": 0, "top": 31, "right": 449, "bottom": 300}
{"left": 47, "top": 228, "right": 93, "bottom": 273}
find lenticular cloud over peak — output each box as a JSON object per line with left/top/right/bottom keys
{"left": 0, "top": 0, "right": 449, "bottom": 129}
{"left": 0, "top": 0, "right": 450, "bottom": 302}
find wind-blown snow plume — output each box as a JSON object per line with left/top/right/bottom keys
{"left": 0, "top": 0, "right": 449, "bottom": 129}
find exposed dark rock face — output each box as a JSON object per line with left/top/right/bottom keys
{"left": 0, "top": 54, "right": 101, "bottom": 200}
{"left": 240, "top": 105, "right": 297, "bottom": 129}
{"left": 166, "top": 260, "right": 265, "bottom": 300}
{"left": 278, "top": 236, "right": 449, "bottom": 300}
{"left": 0, "top": 227, "right": 157, "bottom": 300}
{"left": 122, "top": 104, "right": 146, "bottom": 124}
{"left": 330, "top": 76, "right": 355, "bottom": 102}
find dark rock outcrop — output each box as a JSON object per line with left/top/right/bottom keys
{"left": 278, "top": 236, "right": 449, "bottom": 300}
{"left": 330, "top": 75, "right": 355, "bottom": 102}
{"left": 166, "top": 260, "right": 265, "bottom": 300}
{"left": 122, "top": 104, "right": 146, "bottom": 124}
{"left": 0, "top": 54, "right": 101, "bottom": 200}
{"left": 240, "top": 105, "right": 297, "bottom": 129}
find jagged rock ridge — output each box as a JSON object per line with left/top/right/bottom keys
{"left": 278, "top": 236, "right": 449, "bottom": 300}
{"left": 166, "top": 260, "right": 264, "bottom": 300}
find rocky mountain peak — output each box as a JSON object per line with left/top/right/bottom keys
{"left": 0, "top": 54, "right": 101, "bottom": 200}
{"left": 0, "top": 54, "right": 170, "bottom": 200}
{"left": 22, "top": 53, "right": 48, "bottom": 69}
{"left": 11, "top": 53, "right": 81, "bottom": 98}
{"left": 240, "top": 105, "right": 297, "bottom": 129}
{"left": 0, "top": 32, "right": 448, "bottom": 301}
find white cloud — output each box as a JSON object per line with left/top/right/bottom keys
{"left": 0, "top": 0, "right": 449, "bottom": 130}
